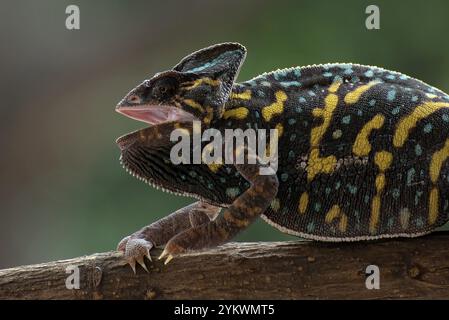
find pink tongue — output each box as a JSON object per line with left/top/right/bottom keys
{"left": 118, "top": 108, "right": 168, "bottom": 125}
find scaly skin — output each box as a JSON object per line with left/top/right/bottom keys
{"left": 116, "top": 42, "right": 449, "bottom": 272}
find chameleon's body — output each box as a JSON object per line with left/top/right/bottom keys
{"left": 116, "top": 43, "right": 449, "bottom": 270}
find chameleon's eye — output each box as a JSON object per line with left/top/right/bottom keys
{"left": 127, "top": 94, "right": 141, "bottom": 104}
{"left": 152, "top": 77, "right": 178, "bottom": 100}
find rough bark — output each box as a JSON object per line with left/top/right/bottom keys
{"left": 1, "top": 233, "right": 449, "bottom": 299}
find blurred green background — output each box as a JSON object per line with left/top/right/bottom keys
{"left": 1, "top": 0, "right": 449, "bottom": 268}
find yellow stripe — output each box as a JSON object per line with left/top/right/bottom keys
{"left": 369, "top": 195, "right": 381, "bottom": 233}
{"left": 344, "top": 81, "right": 381, "bottom": 105}
{"left": 230, "top": 90, "right": 252, "bottom": 100}
{"left": 393, "top": 102, "right": 449, "bottom": 148}
{"left": 183, "top": 99, "right": 204, "bottom": 112}
{"left": 352, "top": 114, "right": 385, "bottom": 156}
{"left": 222, "top": 107, "right": 249, "bottom": 120}
{"left": 370, "top": 150, "right": 393, "bottom": 234}
{"left": 429, "top": 139, "right": 449, "bottom": 183}
{"left": 184, "top": 77, "right": 220, "bottom": 90}
{"left": 429, "top": 187, "right": 439, "bottom": 225}
{"left": 261, "top": 91, "right": 287, "bottom": 122}
{"left": 298, "top": 192, "right": 309, "bottom": 214}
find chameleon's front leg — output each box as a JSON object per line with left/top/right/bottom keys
{"left": 159, "top": 161, "right": 279, "bottom": 264}
{"left": 117, "top": 201, "right": 220, "bottom": 272}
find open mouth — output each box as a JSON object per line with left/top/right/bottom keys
{"left": 116, "top": 104, "right": 197, "bottom": 125}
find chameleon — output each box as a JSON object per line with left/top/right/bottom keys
{"left": 115, "top": 42, "right": 449, "bottom": 272}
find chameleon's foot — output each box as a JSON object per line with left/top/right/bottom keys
{"left": 117, "top": 236, "right": 153, "bottom": 274}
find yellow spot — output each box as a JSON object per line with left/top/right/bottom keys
{"left": 344, "top": 81, "right": 381, "bottom": 105}
{"left": 223, "top": 107, "right": 249, "bottom": 120}
{"left": 307, "top": 149, "right": 336, "bottom": 181}
{"left": 204, "top": 106, "right": 214, "bottom": 124}
{"left": 271, "top": 198, "right": 280, "bottom": 212}
{"left": 185, "top": 77, "right": 220, "bottom": 90}
{"left": 325, "top": 205, "right": 348, "bottom": 233}
{"left": 393, "top": 102, "right": 449, "bottom": 148}
{"left": 370, "top": 195, "right": 381, "bottom": 234}
{"left": 338, "top": 214, "right": 348, "bottom": 233}
{"left": 183, "top": 99, "right": 204, "bottom": 112}
{"left": 325, "top": 205, "right": 341, "bottom": 223}
{"left": 374, "top": 151, "right": 393, "bottom": 172}
{"left": 429, "top": 187, "right": 439, "bottom": 225}
{"left": 230, "top": 90, "right": 252, "bottom": 100}
{"left": 207, "top": 163, "right": 222, "bottom": 173}
{"left": 429, "top": 139, "right": 449, "bottom": 183}
{"left": 261, "top": 91, "right": 287, "bottom": 122}
{"left": 352, "top": 114, "right": 385, "bottom": 156}
{"left": 275, "top": 123, "right": 284, "bottom": 137}
{"left": 298, "top": 192, "right": 309, "bottom": 214}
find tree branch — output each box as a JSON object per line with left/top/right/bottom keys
{"left": 1, "top": 232, "right": 449, "bottom": 299}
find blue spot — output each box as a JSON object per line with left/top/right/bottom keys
{"left": 411, "top": 95, "right": 419, "bottom": 102}
{"left": 364, "top": 195, "right": 370, "bottom": 204}
{"left": 392, "top": 188, "right": 400, "bottom": 199}
{"left": 207, "top": 182, "right": 214, "bottom": 189}
{"left": 415, "top": 144, "right": 422, "bottom": 156}
{"left": 280, "top": 81, "right": 301, "bottom": 87}
{"left": 347, "top": 184, "right": 357, "bottom": 194}
{"left": 288, "top": 118, "right": 297, "bottom": 125}
{"left": 293, "top": 69, "right": 301, "bottom": 77}
{"left": 181, "top": 174, "right": 186, "bottom": 180}
{"left": 386, "top": 74, "right": 396, "bottom": 80}
{"left": 274, "top": 69, "right": 289, "bottom": 81}
{"left": 325, "top": 187, "right": 331, "bottom": 195}
{"left": 369, "top": 99, "right": 376, "bottom": 106}
{"left": 299, "top": 97, "right": 307, "bottom": 103}
{"left": 307, "top": 222, "right": 315, "bottom": 232}
{"left": 288, "top": 150, "right": 295, "bottom": 159}
{"left": 416, "top": 217, "right": 424, "bottom": 228}
{"left": 357, "top": 110, "right": 363, "bottom": 116}
{"left": 391, "top": 106, "right": 400, "bottom": 115}
{"left": 387, "top": 217, "right": 394, "bottom": 228}
{"left": 406, "top": 168, "right": 416, "bottom": 186}
{"left": 442, "top": 114, "right": 449, "bottom": 122}
{"left": 399, "top": 74, "right": 408, "bottom": 80}
{"left": 281, "top": 173, "right": 289, "bottom": 182}
{"left": 414, "top": 190, "right": 423, "bottom": 205}
{"left": 225, "top": 167, "right": 232, "bottom": 174}
{"left": 261, "top": 81, "right": 271, "bottom": 87}
{"left": 308, "top": 91, "right": 316, "bottom": 97}
{"left": 220, "top": 177, "right": 226, "bottom": 183}
{"left": 226, "top": 187, "right": 240, "bottom": 198}
{"left": 335, "top": 181, "right": 341, "bottom": 190}
{"left": 290, "top": 134, "right": 297, "bottom": 142}
{"left": 295, "top": 106, "right": 303, "bottom": 113}
{"left": 423, "top": 123, "right": 433, "bottom": 133}
{"left": 257, "top": 90, "right": 265, "bottom": 98}
{"left": 364, "top": 70, "right": 374, "bottom": 77}
{"left": 314, "top": 202, "right": 321, "bottom": 212}
{"left": 387, "top": 90, "right": 396, "bottom": 101}
{"left": 254, "top": 111, "right": 260, "bottom": 118}
{"left": 303, "top": 121, "right": 309, "bottom": 127}
{"left": 189, "top": 171, "right": 197, "bottom": 178}
{"left": 323, "top": 72, "right": 333, "bottom": 77}
{"left": 342, "top": 115, "right": 351, "bottom": 124}
{"left": 343, "top": 68, "right": 353, "bottom": 75}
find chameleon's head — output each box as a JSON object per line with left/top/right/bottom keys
{"left": 116, "top": 42, "right": 246, "bottom": 125}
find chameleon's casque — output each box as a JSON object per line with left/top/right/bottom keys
{"left": 115, "top": 42, "right": 449, "bottom": 270}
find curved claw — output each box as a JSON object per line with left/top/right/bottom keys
{"left": 128, "top": 259, "right": 137, "bottom": 274}
{"left": 158, "top": 248, "right": 174, "bottom": 265}
{"left": 136, "top": 256, "right": 149, "bottom": 272}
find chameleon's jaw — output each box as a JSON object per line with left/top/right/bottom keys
{"left": 116, "top": 104, "right": 197, "bottom": 125}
